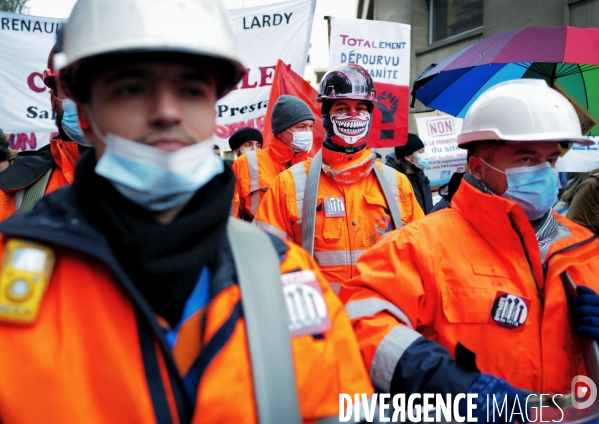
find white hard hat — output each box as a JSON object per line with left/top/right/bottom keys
{"left": 55, "top": 0, "right": 245, "bottom": 100}
{"left": 457, "top": 79, "right": 589, "bottom": 147}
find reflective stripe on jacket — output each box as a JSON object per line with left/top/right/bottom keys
{"left": 0, "top": 139, "right": 81, "bottom": 221}
{"left": 254, "top": 147, "right": 424, "bottom": 290}
{"left": 232, "top": 136, "right": 308, "bottom": 221}
{"left": 340, "top": 180, "right": 599, "bottom": 395}
{"left": 0, "top": 186, "right": 373, "bottom": 423}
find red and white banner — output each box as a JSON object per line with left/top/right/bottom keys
{"left": 0, "top": 1, "right": 316, "bottom": 151}
{"left": 0, "top": 12, "right": 64, "bottom": 140}
{"left": 214, "top": 0, "right": 316, "bottom": 149}
{"left": 328, "top": 17, "right": 411, "bottom": 148}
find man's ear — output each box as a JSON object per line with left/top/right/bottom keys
{"left": 468, "top": 156, "right": 484, "bottom": 181}
{"left": 76, "top": 103, "right": 91, "bottom": 132}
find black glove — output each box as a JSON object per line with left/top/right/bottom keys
{"left": 572, "top": 286, "right": 599, "bottom": 340}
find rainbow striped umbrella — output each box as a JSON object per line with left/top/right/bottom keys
{"left": 412, "top": 26, "right": 599, "bottom": 135}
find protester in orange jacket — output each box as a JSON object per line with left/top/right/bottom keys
{"left": 254, "top": 64, "right": 423, "bottom": 293}
{"left": 0, "top": 1, "right": 373, "bottom": 422}
{"left": 0, "top": 46, "right": 88, "bottom": 220}
{"left": 232, "top": 95, "right": 315, "bottom": 221}
{"left": 340, "top": 80, "right": 599, "bottom": 422}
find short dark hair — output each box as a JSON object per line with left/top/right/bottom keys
{"left": 0, "top": 130, "right": 10, "bottom": 163}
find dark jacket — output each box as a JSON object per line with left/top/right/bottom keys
{"left": 386, "top": 153, "right": 433, "bottom": 214}
{"left": 567, "top": 168, "right": 599, "bottom": 234}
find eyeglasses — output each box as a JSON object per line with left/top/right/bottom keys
{"left": 42, "top": 68, "right": 56, "bottom": 89}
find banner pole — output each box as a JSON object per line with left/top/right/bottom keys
{"left": 324, "top": 16, "right": 331, "bottom": 48}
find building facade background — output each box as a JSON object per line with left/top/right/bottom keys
{"left": 357, "top": 0, "right": 599, "bottom": 137}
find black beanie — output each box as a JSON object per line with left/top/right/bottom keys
{"left": 271, "top": 95, "right": 315, "bottom": 135}
{"left": 395, "top": 133, "right": 425, "bottom": 158}
{"left": 229, "top": 127, "right": 263, "bottom": 150}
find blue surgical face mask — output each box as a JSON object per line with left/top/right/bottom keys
{"left": 88, "top": 111, "right": 223, "bottom": 211}
{"left": 413, "top": 151, "right": 430, "bottom": 170}
{"left": 482, "top": 160, "right": 559, "bottom": 220}
{"left": 60, "top": 99, "right": 89, "bottom": 145}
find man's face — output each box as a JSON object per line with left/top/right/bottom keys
{"left": 328, "top": 99, "right": 371, "bottom": 145}
{"left": 469, "top": 142, "right": 560, "bottom": 195}
{"left": 79, "top": 61, "right": 218, "bottom": 157}
{"left": 276, "top": 119, "right": 314, "bottom": 145}
{"left": 235, "top": 140, "right": 261, "bottom": 156}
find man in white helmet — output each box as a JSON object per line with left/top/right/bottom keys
{"left": 340, "top": 79, "right": 599, "bottom": 422}
{"left": 0, "top": 1, "right": 375, "bottom": 422}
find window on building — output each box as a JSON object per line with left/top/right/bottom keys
{"left": 430, "top": 0, "right": 483, "bottom": 44}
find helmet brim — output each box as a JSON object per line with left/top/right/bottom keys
{"left": 59, "top": 49, "right": 245, "bottom": 102}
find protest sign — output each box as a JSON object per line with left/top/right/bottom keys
{"left": 328, "top": 17, "right": 411, "bottom": 148}
{"left": 0, "top": 12, "right": 64, "bottom": 135}
{"left": 415, "top": 112, "right": 466, "bottom": 186}
{"left": 556, "top": 138, "right": 599, "bottom": 172}
{"left": 214, "top": 0, "right": 316, "bottom": 149}
{"left": 0, "top": 2, "right": 315, "bottom": 149}
{"left": 2, "top": 132, "right": 55, "bottom": 151}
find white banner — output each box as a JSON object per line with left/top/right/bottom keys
{"left": 0, "top": 1, "right": 316, "bottom": 145}
{"left": 556, "top": 138, "right": 599, "bottom": 172}
{"left": 328, "top": 17, "right": 411, "bottom": 147}
{"left": 415, "top": 112, "right": 467, "bottom": 187}
{"left": 0, "top": 12, "right": 64, "bottom": 135}
{"left": 215, "top": 0, "right": 315, "bottom": 143}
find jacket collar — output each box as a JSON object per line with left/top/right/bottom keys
{"left": 266, "top": 135, "right": 308, "bottom": 168}
{"left": 50, "top": 139, "right": 83, "bottom": 183}
{"left": 452, "top": 180, "right": 597, "bottom": 288}
{"left": 321, "top": 145, "right": 375, "bottom": 171}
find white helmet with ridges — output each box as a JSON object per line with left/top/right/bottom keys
{"left": 55, "top": 0, "right": 245, "bottom": 101}
{"left": 457, "top": 79, "right": 590, "bottom": 147}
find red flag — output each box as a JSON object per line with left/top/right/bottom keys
{"left": 262, "top": 60, "right": 324, "bottom": 157}
{"left": 369, "top": 83, "right": 410, "bottom": 148}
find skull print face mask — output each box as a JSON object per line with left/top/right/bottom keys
{"left": 327, "top": 112, "right": 372, "bottom": 145}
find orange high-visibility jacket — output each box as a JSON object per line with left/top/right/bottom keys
{"left": 340, "top": 180, "right": 599, "bottom": 396}
{"left": 254, "top": 147, "right": 424, "bottom": 292}
{"left": 232, "top": 136, "right": 308, "bottom": 221}
{"left": 0, "top": 187, "right": 372, "bottom": 424}
{"left": 0, "top": 139, "right": 81, "bottom": 221}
